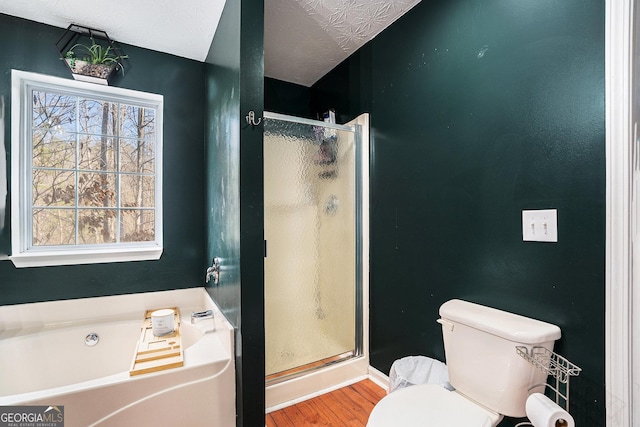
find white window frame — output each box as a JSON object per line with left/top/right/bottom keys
{"left": 10, "top": 70, "right": 163, "bottom": 268}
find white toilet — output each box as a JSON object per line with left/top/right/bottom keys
{"left": 367, "top": 299, "right": 562, "bottom": 427}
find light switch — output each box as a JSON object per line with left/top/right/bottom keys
{"left": 522, "top": 209, "right": 558, "bottom": 242}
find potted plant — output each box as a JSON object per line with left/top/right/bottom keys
{"left": 64, "top": 40, "right": 128, "bottom": 81}
{"left": 56, "top": 24, "right": 128, "bottom": 85}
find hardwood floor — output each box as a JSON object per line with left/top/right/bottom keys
{"left": 266, "top": 379, "right": 387, "bottom": 427}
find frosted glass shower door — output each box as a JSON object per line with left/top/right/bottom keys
{"left": 264, "top": 113, "right": 360, "bottom": 379}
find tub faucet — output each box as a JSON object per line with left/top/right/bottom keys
{"left": 191, "top": 309, "right": 214, "bottom": 324}
{"left": 206, "top": 257, "right": 220, "bottom": 285}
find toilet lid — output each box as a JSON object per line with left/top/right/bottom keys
{"left": 367, "top": 384, "right": 502, "bottom": 427}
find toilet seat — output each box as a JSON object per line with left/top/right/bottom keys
{"left": 367, "top": 384, "right": 503, "bottom": 427}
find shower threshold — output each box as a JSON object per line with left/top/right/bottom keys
{"left": 266, "top": 351, "right": 357, "bottom": 385}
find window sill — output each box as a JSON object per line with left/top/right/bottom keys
{"left": 10, "top": 246, "right": 163, "bottom": 268}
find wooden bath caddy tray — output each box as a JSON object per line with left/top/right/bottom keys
{"left": 129, "top": 307, "right": 183, "bottom": 376}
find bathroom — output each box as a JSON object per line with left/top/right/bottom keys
{"left": 0, "top": 0, "right": 611, "bottom": 426}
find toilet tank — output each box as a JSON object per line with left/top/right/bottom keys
{"left": 438, "top": 299, "right": 561, "bottom": 418}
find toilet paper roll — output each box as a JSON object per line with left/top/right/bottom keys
{"left": 525, "top": 393, "right": 575, "bottom": 427}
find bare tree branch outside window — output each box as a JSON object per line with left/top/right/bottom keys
{"left": 31, "top": 90, "right": 156, "bottom": 246}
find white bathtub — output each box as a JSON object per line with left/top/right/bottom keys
{"left": 0, "top": 288, "right": 235, "bottom": 427}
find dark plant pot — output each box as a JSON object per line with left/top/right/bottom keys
{"left": 65, "top": 59, "right": 116, "bottom": 85}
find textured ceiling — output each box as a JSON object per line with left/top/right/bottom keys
{"left": 265, "top": 0, "right": 422, "bottom": 86}
{"left": 0, "top": 0, "right": 421, "bottom": 87}
{"left": 0, "top": 0, "right": 225, "bottom": 62}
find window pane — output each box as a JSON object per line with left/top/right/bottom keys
{"left": 121, "top": 104, "right": 155, "bottom": 139}
{"left": 78, "top": 172, "right": 117, "bottom": 207}
{"left": 79, "top": 99, "right": 116, "bottom": 136}
{"left": 78, "top": 209, "right": 117, "bottom": 244}
{"left": 121, "top": 175, "right": 154, "bottom": 208}
{"left": 121, "top": 209, "right": 155, "bottom": 242}
{"left": 78, "top": 136, "right": 117, "bottom": 171}
{"left": 120, "top": 139, "right": 155, "bottom": 173}
{"left": 32, "top": 208, "right": 76, "bottom": 246}
{"left": 32, "top": 130, "right": 76, "bottom": 169}
{"left": 32, "top": 91, "right": 77, "bottom": 132}
{"left": 32, "top": 170, "right": 75, "bottom": 207}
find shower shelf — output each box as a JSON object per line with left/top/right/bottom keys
{"left": 516, "top": 346, "right": 581, "bottom": 413}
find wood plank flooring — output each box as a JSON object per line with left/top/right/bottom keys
{"left": 266, "top": 379, "right": 387, "bottom": 427}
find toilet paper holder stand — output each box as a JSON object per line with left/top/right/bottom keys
{"left": 516, "top": 346, "right": 582, "bottom": 414}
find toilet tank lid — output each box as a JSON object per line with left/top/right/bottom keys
{"left": 439, "top": 299, "right": 561, "bottom": 344}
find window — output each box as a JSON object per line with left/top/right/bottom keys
{"left": 11, "top": 70, "right": 163, "bottom": 267}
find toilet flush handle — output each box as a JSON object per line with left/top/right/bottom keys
{"left": 436, "top": 318, "right": 454, "bottom": 331}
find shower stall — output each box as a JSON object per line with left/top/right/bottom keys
{"left": 263, "top": 111, "right": 369, "bottom": 406}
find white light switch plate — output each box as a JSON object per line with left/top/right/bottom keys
{"left": 522, "top": 209, "right": 558, "bottom": 242}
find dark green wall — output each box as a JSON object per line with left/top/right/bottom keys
{"left": 306, "top": 1, "right": 605, "bottom": 425}
{"left": 206, "top": 0, "right": 242, "bottom": 330}
{"left": 205, "top": 0, "right": 265, "bottom": 425}
{"left": 381, "top": 1, "right": 606, "bottom": 424}
{"left": 264, "top": 77, "right": 312, "bottom": 118}
{"left": 0, "top": 14, "right": 206, "bottom": 305}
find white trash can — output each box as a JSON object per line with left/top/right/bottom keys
{"left": 388, "top": 355, "right": 452, "bottom": 393}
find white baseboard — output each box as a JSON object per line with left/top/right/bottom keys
{"left": 368, "top": 365, "right": 389, "bottom": 393}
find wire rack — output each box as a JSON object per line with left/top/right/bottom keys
{"left": 516, "top": 346, "right": 582, "bottom": 412}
